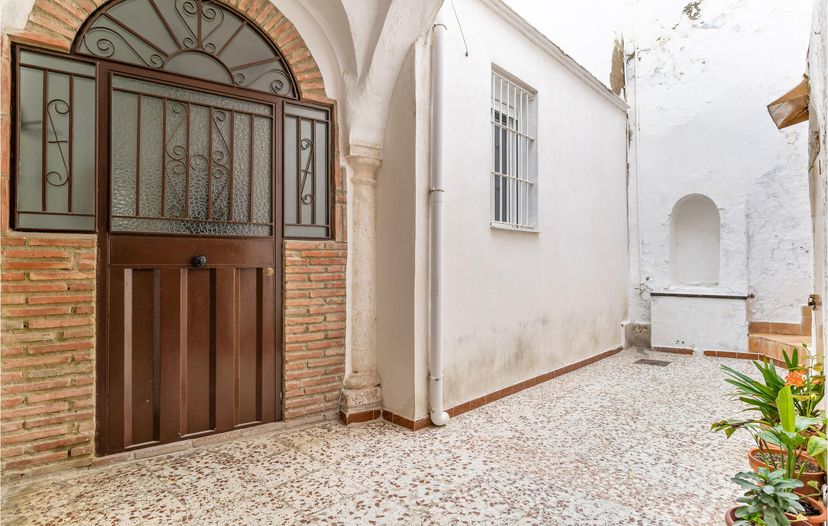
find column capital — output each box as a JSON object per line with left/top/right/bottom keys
{"left": 347, "top": 143, "right": 383, "bottom": 183}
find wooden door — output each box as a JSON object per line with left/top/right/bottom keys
{"left": 99, "top": 67, "right": 282, "bottom": 454}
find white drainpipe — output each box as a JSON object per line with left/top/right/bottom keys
{"left": 429, "top": 10, "right": 450, "bottom": 427}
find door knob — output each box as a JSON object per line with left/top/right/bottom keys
{"left": 191, "top": 255, "right": 207, "bottom": 268}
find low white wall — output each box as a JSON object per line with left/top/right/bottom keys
{"left": 410, "top": 0, "right": 628, "bottom": 417}
{"left": 651, "top": 295, "right": 748, "bottom": 352}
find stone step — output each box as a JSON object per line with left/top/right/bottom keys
{"left": 748, "top": 332, "right": 811, "bottom": 362}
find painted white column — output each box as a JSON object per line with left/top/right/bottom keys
{"left": 341, "top": 143, "right": 383, "bottom": 416}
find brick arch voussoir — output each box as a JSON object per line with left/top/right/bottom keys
{"left": 24, "top": 0, "right": 328, "bottom": 100}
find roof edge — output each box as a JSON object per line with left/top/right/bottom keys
{"left": 478, "top": 0, "right": 628, "bottom": 112}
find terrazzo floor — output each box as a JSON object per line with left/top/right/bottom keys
{"left": 2, "top": 348, "right": 755, "bottom": 525}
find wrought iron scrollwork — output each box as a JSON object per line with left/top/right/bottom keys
{"left": 164, "top": 102, "right": 189, "bottom": 216}
{"left": 299, "top": 138, "right": 314, "bottom": 206}
{"left": 45, "top": 99, "right": 70, "bottom": 187}
{"left": 162, "top": 103, "right": 236, "bottom": 219}
{"left": 82, "top": 24, "right": 165, "bottom": 69}
{"left": 75, "top": 0, "right": 297, "bottom": 98}
{"left": 233, "top": 68, "right": 292, "bottom": 96}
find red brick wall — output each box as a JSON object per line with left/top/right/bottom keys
{"left": 282, "top": 241, "right": 347, "bottom": 419}
{"left": 1, "top": 234, "right": 98, "bottom": 479}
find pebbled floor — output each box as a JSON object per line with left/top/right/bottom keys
{"left": 2, "top": 348, "right": 755, "bottom": 525}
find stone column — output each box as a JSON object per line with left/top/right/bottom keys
{"left": 341, "top": 144, "right": 383, "bottom": 419}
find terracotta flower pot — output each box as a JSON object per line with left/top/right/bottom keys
{"left": 725, "top": 498, "right": 827, "bottom": 526}
{"left": 788, "top": 497, "right": 828, "bottom": 526}
{"left": 749, "top": 447, "right": 826, "bottom": 495}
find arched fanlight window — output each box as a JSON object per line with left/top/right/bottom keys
{"left": 74, "top": 0, "right": 297, "bottom": 98}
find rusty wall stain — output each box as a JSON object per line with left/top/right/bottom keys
{"left": 610, "top": 37, "right": 626, "bottom": 96}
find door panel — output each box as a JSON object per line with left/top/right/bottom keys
{"left": 182, "top": 268, "right": 214, "bottom": 438}
{"left": 108, "top": 247, "right": 278, "bottom": 451}
{"left": 125, "top": 268, "right": 159, "bottom": 447}
{"left": 103, "top": 68, "right": 281, "bottom": 455}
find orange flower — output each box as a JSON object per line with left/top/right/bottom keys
{"left": 785, "top": 370, "right": 806, "bottom": 387}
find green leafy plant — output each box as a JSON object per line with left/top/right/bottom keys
{"left": 755, "top": 385, "right": 822, "bottom": 485}
{"left": 731, "top": 468, "right": 804, "bottom": 526}
{"left": 715, "top": 348, "right": 824, "bottom": 432}
{"left": 719, "top": 359, "right": 787, "bottom": 426}
{"left": 807, "top": 429, "right": 827, "bottom": 471}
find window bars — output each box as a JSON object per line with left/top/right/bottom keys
{"left": 491, "top": 70, "right": 536, "bottom": 230}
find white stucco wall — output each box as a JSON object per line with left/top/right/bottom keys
{"left": 626, "top": 0, "right": 814, "bottom": 327}
{"left": 406, "top": 0, "right": 628, "bottom": 417}
{"left": 376, "top": 47, "right": 417, "bottom": 418}
{"left": 376, "top": 35, "right": 435, "bottom": 419}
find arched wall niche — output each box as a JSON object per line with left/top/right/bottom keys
{"left": 670, "top": 194, "right": 721, "bottom": 286}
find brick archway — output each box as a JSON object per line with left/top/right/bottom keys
{"left": 23, "top": 0, "right": 328, "bottom": 101}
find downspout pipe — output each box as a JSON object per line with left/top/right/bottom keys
{"left": 429, "top": 10, "right": 450, "bottom": 426}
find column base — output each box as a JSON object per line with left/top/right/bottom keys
{"left": 339, "top": 386, "right": 382, "bottom": 425}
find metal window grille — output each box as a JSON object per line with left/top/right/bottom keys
{"left": 491, "top": 70, "right": 536, "bottom": 229}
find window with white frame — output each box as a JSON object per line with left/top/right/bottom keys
{"left": 491, "top": 70, "right": 537, "bottom": 230}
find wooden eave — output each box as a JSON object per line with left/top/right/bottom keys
{"left": 767, "top": 77, "right": 809, "bottom": 129}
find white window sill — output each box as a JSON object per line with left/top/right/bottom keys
{"left": 490, "top": 222, "right": 540, "bottom": 234}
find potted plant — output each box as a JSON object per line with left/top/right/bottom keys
{"left": 713, "top": 348, "right": 826, "bottom": 492}
{"left": 724, "top": 468, "right": 826, "bottom": 526}
{"left": 752, "top": 386, "right": 825, "bottom": 496}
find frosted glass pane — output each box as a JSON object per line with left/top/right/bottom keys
{"left": 71, "top": 77, "right": 96, "bottom": 216}
{"left": 232, "top": 113, "right": 251, "bottom": 222}
{"left": 284, "top": 104, "right": 327, "bottom": 121}
{"left": 285, "top": 225, "right": 328, "bottom": 238}
{"left": 283, "top": 116, "right": 297, "bottom": 225}
{"left": 298, "top": 118, "right": 312, "bottom": 226}
{"left": 139, "top": 96, "right": 164, "bottom": 217}
{"left": 20, "top": 51, "right": 95, "bottom": 76}
{"left": 17, "top": 67, "right": 44, "bottom": 213}
{"left": 111, "top": 91, "right": 138, "bottom": 216}
{"left": 314, "top": 121, "right": 328, "bottom": 225}
{"left": 251, "top": 116, "right": 272, "bottom": 224}
{"left": 44, "top": 72, "right": 70, "bottom": 213}
{"left": 164, "top": 101, "right": 188, "bottom": 218}
{"left": 111, "top": 217, "right": 270, "bottom": 237}
{"left": 210, "top": 109, "right": 232, "bottom": 221}
{"left": 18, "top": 213, "right": 94, "bottom": 231}
{"left": 188, "top": 104, "right": 210, "bottom": 220}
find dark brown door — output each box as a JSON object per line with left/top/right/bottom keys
{"left": 99, "top": 66, "right": 282, "bottom": 454}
